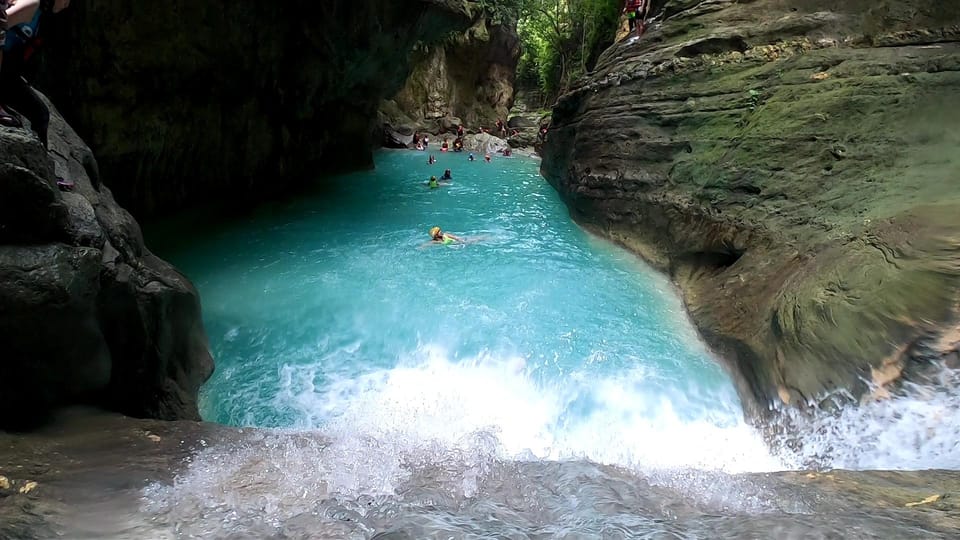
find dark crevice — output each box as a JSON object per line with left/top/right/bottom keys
{"left": 676, "top": 247, "right": 746, "bottom": 272}
{"left": 677, "top": 36, "right": 749, "bottom": 58}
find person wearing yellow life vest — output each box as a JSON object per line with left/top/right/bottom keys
{"left": 428, "top": 226, "right": 462, "bottom": 245}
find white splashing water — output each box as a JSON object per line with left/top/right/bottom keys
{"left": 775, "top": 367, "right": 960, "bottom": 471}
{"left": 272, "top": 344, "right": 786, "bottom": 482}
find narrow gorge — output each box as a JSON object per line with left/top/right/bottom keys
{"left": 1, "top": 0, "right": 959, "bottom": 538}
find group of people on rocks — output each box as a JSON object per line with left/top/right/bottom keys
{"left": 414, "top": 130, "right": 466, "bottom": 153}
{"left": 0, "top": 0, "right": 71, "bottom": 151}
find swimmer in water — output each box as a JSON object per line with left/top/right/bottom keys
{"left": 428, "top": 154, "right": 436, "bottom": 165}
{"left": 427, "top": 176, "right": 439, "bottom": 189}
{"left": 468, "top": 153, "right": 476, "bottom": 161}
{"left": 428, "top": 226, "right": 462, "bottom": 245}
{"left": 420, "top": 226, "right": 489, "bottom": 248}
{"left": 441, "top": 169, "right": 452, "bottom": 180}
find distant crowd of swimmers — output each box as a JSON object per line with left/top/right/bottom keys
{"left": 415, "top": 120, "right": 525, "bottom": 248}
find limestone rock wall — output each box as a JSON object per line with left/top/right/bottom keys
{"left": 387, "top": 17, "right": 521, "bottom": 131}
{"left": 541, "top": 0, "right": 960, "bottom": 413}
{"left": 0, "top": 99, "right": 213, "bottom": 429}
{"left": 38, "top": 0, "right": 473, "bottom": 217}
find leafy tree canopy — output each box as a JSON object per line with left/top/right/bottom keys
{"left": 478, "top": 0, "right": 624, "bottom": 105}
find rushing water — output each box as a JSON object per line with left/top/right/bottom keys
{"left": 140, "top": 150, "right": 960, "bottom": 538}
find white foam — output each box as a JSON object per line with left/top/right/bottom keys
{"left": 276, "top": 344, "right": 785, "bottom": 478}
{"left": 775, "top": 369, "right": 960, "bottom": 470}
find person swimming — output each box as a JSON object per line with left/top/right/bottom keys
{"left": 428, "top": 176, "right": 439, "bottom": 189}
{"left": 484, "top": 153, "right": 491, "bottom": 162}
{"left": 429, "top": 226, "right": 462, "bottom": 245}
{"left": 428, "top": 154, "right": 436, "bottom": 165}
{"left": 468, "top": 153, "right": 476, "bottom": 161}
{"left": 441, "top": 169, "right": 452, "bottom": 180}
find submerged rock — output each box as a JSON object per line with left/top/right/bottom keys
{"left": 541, "top": 0, "right": 960, "bottom": 413}
{"left": 0, "top": 97, "right": 213, "bottom": 429}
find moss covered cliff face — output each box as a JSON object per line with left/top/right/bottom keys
{"left": 541, "top": 0, "right": 960, "bottom": 413}
{"left": 40, "top": 0, "right": 473, "bottom": 216}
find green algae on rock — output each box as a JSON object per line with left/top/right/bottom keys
{"left": 540, "top": 0, "right": 960, "bottom": 413}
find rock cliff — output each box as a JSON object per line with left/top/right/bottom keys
{"left": 541, "top": 0, "right": 960, "bottom": 413}
{"left": 386, "top": 16, "right": 521, "bottom": 131}
{"left": 0, "top": 99, "right": 212, "bottom": 429}
{"left": 39, "top": 0, "right": 474, "bottom": 217}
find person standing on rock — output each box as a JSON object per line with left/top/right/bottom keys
{"left": 0, "top": 0, "right": 17, "bottom": 127}
{"left": 457, "top": 124, "right": 464, "bottom": 138}
{"left": 623, "top": 0, "right": 648, "bottom": 38}
{"left": 0, "top": 0, "right": 72, "bottom": 146}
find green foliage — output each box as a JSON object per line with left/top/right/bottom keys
{"left": 513, "top": 0, "right": 623, "bottom": 105}
{"left": 476, "top": 0, "right": 526, "bottom": 24}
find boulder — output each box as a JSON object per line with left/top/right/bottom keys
{"left": 382, "top": 124, "right": 415, "bottom": 148}
{"left": 507, "top": 115, "right": 535, "bottom": 128}
{"left": 437, "top": 115, "right": 463, "bottom": 133}
{"left": 0, "top": 94, "right": 213, "bottom": 429}
{"left": 463, "top": 133, "right": 509, "bottom": 155}
{"left": 507, "top": 130, "right": 537, "bottom": 149}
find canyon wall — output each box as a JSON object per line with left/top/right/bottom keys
{"left": 541, "top": 0, "right": 960, "bottom": 413}
{"left": 386, "top": 16, "right": 521, "bottom": 132}
{"left": 39, "top": 0, "right": 474, "bottom": 217}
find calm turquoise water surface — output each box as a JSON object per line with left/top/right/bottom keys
{"left": 151, "top": 150, "right": 777, "bottom": 471}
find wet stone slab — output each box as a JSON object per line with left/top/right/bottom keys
{"left": 1, "top": 409, "right": 958, "bottom": 539}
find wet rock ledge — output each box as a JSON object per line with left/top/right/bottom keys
{"left": 1, "top": 408, "right": 959, "bottom": 538}
{"left": 541, "top": 0, "right": 960, "bottom": 413}
{"left": 0, "top": 100, "right": 213, "bottom": 429}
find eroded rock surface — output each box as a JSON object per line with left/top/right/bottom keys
{"left": 386, "top": 16, "right": 521, "bottom": 131}
{"left": 0, "top": 99, "right": 212, "bottom": 429}
{"left": 541, "top": 0, "right": 960, "bottom": 412}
